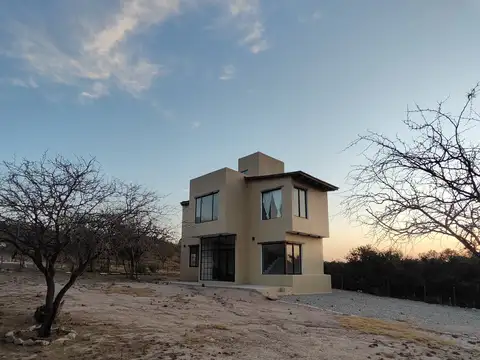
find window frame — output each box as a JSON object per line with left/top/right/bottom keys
{"left": 189, "top": 245, "right": 199, "bottom": 267}
{"left": 293, "top": 186, "right": 308, "bottom": 218}
{"left": 261, "top": 187, "right": 283, "bottom": 221}
{"left": 261, "top": 241, "right": 302, "bottom": 275}
{"left": 195, "top": 191, "right": 219, "bottom": 224}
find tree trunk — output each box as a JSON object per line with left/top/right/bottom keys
{"left": 38, "top": 273, "right": 55, "bottom": 337}
{"left": 130, "top": 256, "right": 135, "bottom": 280}
{"left": 38, "top": 274, "right": 78, "bottom": 338}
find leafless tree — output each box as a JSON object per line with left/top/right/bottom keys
{"left": 343, "top": 84, "right": 480, "bottom": 258}
{"left": 0, "top": 154, "right": 116, "bottom": 337}
{"left": 111, "top": 183, "right": 173, "bottom": 279}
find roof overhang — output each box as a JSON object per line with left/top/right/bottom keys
{"left": 245, "top": 171, "right": 338, "bottom": 192}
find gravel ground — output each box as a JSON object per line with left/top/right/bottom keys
{"left": 283, "top": 290, "right": 480, "bottom": 337}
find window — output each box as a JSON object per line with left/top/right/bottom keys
{"left": 262, "top": 242, "right": 302, "bottom": 275}
{"left": 241, "top": 169, "right": 248, "bottom": 174}
{"left": 189, "top": 245, "right": 199, "bottom": 267}
{"left": 293, "top": 187, "right": 307, "bottom": 218}
{"left": 195, "top": 192, "right": 219, "bottom": 223}
{"left": 262, "top": 188, "right": 282, "bottom": 220}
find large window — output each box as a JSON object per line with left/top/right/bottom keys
{"left": 262, "top": 242, "right": 302, "bottom": 275}
{"left": 293, "top": 187, "right": 307, "bottom": 218}
{"left": 262, "top": 188, "right": 282, "bottom": 220}
{"left": 189, "top": 245, "right": 199, "bottom": 267}
{"left": 195, "top": 192, "right": 219, "bottom": 223}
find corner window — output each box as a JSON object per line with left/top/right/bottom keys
{"left": 262, "top": 188, "right": 282, "bottom": 220}
{"left": 195, "top": 192, "right": 219, "bottom": 223}
{"left": 293, "top": 187, "right": 307, "bottom": 218}
{"left": 189, "top": 245, "right": 199, "bottom": 267}
{"left": 262, "top": 242, "right": 302, "bottom": 275}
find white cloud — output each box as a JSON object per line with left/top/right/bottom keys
{"left": 219, "top": 64, "right": 236, "bottom": 80}
{"left": 225, "top": 0, "right": 268, "bottom": 54}
{"left": 9, "top": 77, "right": 38, "bottom": 88}
{"left": 191, "top": 121, "right": 201, "bottom": 129}
{"left": 3, "top": 0, "right": 268, "bottom": 99}
{"left": 80, "top": 82, "right": 109, "bottom": 100}
{"left": 5, "top": 0, "right": 182, "bottom": 98}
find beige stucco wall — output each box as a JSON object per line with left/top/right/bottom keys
{"left": 238, "top": 152, "right": 284, "bottom": 176}
{"left": 291, "top": 181, "right": 330, "bottom": 237}
{"left": 179, "top": 155, "right": 334, "bottom": 293}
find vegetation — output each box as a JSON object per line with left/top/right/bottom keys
{"left": 0, "top": 153, "right": 175, "bottom": 337}
{"left": 325, "top": 246, "right": 480, "bottom": 308}
{"left": 343, "top": 84, "right": 480, "bottom": 257}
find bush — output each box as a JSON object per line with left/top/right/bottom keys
{"left": 148, "top": 263, "right": 160, "bottom": 273}
{"left": 136, "top": 263, "right": 149, "bottom": 274}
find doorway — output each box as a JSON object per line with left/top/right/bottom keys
{"left": 200, "top": 235, "right": 235, "bottom": 282}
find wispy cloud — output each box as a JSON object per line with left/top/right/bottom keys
{"left": 9, "top": 77, "right": 39, "bottom": 88}
{"left": 3, "top": 0, "right": 268, "bottom": 100}
{"left": 226, "top": 0, "right": 268, "bottom": 54}
{"left": 219, "top": 64, "right": 236, "bottom": 80}
{"left": 191, "top": 121, "right": 201, "bottom": 129}
{"left": 5, "top": 0, "right": 182, "bottom": 98}
{"left": 80, "top": 82, "right": 109, "bottom": 101}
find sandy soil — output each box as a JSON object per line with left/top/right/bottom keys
{"left": 0, "top": 272, "right": 479, "bottom": 360}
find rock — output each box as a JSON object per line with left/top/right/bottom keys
{"left": 265, "top": 293, "right": 278, "bottom": 301}
{"left": 35, "top": 339, "right": 50, "bottom": 346}
{"left": 66, "top": 331, "right": 77, "bottom": 340}
{"left": 14, "top": 337, "right": 24, "bottom": 345}
{"left": 5, "top": 336, "right": 14, "bottom": 343}
{"left": 23, "top": 339, "right": 35, "bottom": 346}
{"left": 54, "top": 337, "right": 69, "bottom": 345}
{"left": 5, "top": 331, "right": 15, "bottom": 338}
{"left": 28, "top": 325, "right": 41, "bottom": 332}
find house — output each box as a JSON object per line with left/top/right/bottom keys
{"left": 179, "top": 152, "right": 338, "bottom": 294}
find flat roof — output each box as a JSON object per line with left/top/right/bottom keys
{"left": 245, "top": 171, "right": 339, "bottom": 192}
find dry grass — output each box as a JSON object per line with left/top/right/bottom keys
{"left": 337, "top": 315, "right": 454, "bottom": 346}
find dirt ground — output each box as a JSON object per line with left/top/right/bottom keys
{"left": 0, "top": 271, "right": 479, "bottom": 360}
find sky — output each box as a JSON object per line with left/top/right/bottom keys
{"left": 0, "top": 0, "right": 479, "bottom": 260}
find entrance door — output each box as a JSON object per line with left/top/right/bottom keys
{"left": 200, "top": 235, "right": 235, "bottom": 282}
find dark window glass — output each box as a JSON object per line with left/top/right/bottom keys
{"left": 264, "top": 243, "right": 302, "bottom": 275}
{"left": 293, "top": 187, "right": 307, "bottom": 218}
{"left": 262, "top": 243, "right": 285, "bottom": 274}
{"left": 262, "top": 189, "right": 282, "bottom": 220}
{"left": 195, "top": 192, "right": 219, "bottom": 223}
{"left": 189, "top": 245, "right": 199, "bottom": 267}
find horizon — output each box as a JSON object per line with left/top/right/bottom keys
{"left": 1, "top": 0, "right": 478, "bottom": 260}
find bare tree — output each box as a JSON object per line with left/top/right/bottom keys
{"left": 343, "top": 84, "right": 480, "bottom": 258}
{"left": 111, "top": 183, "right": 173, "bottom": 279}
{"left": 0, "top": 154, "right": 116, "bottom": 337}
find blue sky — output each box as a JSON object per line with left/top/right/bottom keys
{"left": 0, "top": 0, "right": 479, "bottom": 259}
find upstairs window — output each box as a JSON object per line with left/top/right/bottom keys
{"left": 262, "top": 188, "right": 282, "bottom": 220}
{"left": 293, "top": 187, "right": 307, "bottom": 218}
{"left": 195, "top": 192, "right": 219, "bottom": 223}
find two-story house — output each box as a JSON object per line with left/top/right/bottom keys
{"left": 179, "top": 152, "right": 338, "bottom": 294}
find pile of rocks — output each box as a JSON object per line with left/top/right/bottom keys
{"left": 4, "top": 325, "right": 77, "bottom": 346}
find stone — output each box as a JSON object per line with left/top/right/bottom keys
{"left": 14, "top": 337, "right": 24, "bottom": 345}
{"left": 265, "top": 293, "right": 278, "bottom": 301}
{"left": 54, "top": 337, "right": 69, "bottom": 345}
{"left": 35, "top": 340, "right": 50, "bottom": 346}
{"left": 23, "top": 339, "right": 35, "bottom": 346}
{"left": 66, "top": 331, "right": 77, "bottom": 340}
{"left": 5, "top": 331, "right": 15, "bottom": 338}
{"left": 28, "top": 325, "right": 41, "bottom": 332}
{"left": 5, "top": 336, "right": 14, "bottom": 343}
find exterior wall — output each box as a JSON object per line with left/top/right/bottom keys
{"left": 224, "top": 169, "right": 249, "bottom": 283}
{"left": 238, "top": 152, "right": 284, "bottom": 176}
{"left": 179, "top": 237, "right": 200, "bottom": 281}
{"left": 246, "top": 177, "right": 293, "bottom": 285}
{"left": 291, "top": 181, "right": 330, "bottom": 237}
{"left": 179, "top": 152, "right": 334, "bottom": 294}
{"left": 183, "top": 168, "right": 229, "bottom": 239}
